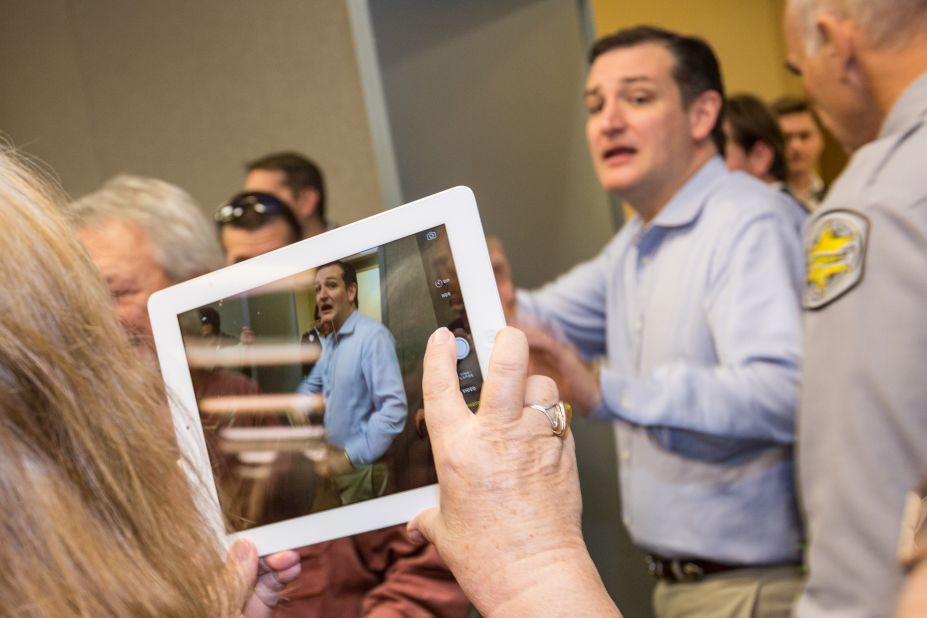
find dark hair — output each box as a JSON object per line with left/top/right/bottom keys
{"left": 726, "top": 93, "right": 788, "bottom": 182}
{"left": 318, "top": 260, "right": 358, "bottom": 307}
{"left": 246, "top": 152, "right": 327, "bottom": 224}
{"left": 198, "top": 307, "right": 221, "bottom": 333}
{"left": 770, "top": 95, "right": 814, "bottom": 118}
{"left": 214, "top": 191, "right": 301, "bottom": 244}
{"left": 589, "top": 25, "right": 726, "bottom": 154}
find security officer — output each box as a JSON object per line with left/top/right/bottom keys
{"left": 783, "top": 1, "right": 927, "bottom": 616}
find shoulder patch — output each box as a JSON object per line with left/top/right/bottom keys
{"left": 804, "top": 210, "right": 869, "bottom": 309}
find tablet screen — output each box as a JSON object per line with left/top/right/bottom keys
{"left": 176, "top": 224, "right": 481, "bottom": 533}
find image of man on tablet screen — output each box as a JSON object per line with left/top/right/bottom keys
{"left": 298, "top": 260, "right": 408, "bottom": 505}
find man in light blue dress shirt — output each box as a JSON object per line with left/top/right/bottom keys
{"left": 518, "top": 26, "right": 806, "bottom": 617}
{"left": 298, "top": 260, "right": 407, "bottom": 505}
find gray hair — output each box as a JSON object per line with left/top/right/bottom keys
{"left": 790, "top": 0, "right": 927, "bottom": 51}
{"left": 68, "top": 175, "right": 223, "bottom": 283}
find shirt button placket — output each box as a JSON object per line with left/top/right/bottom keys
{"left": 617, "top": 431, "right": 633, "bottom": 530}
{"left": 633, "top": 245, "right": 649, "bottom": 370}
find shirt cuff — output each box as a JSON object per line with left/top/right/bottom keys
{"left": 343, "top": 438, "right": 368, "bottom": 467}
{"left": 295, "top": 378, "right": 316, "bottom": 395}
{"left": 593, "top": 366, "right": 627, "bottom": 421}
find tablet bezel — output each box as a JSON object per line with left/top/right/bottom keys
{"left": 148, "top": 186, "right": 504, "bottom": 555}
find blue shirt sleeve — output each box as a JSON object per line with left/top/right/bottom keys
{"left": 344, "top": 328, "right": 408, "bottom": 465}
{"left": 516, "top": 244, "right": 614, "bottom": 359}
{"left": 296, "top": 350, "right": 325, "bottom": 394}
{"left": 595, "top": 210, "right": 803, "bottom": 444}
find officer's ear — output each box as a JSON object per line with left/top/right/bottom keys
{"left": 814, "top": 12, "right": 860, "bottom": 86}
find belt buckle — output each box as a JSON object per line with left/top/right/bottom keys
{"left": 645, "top": 555, "right": 664, "bottom": 578}
{"left": 670, "top": 560, "right": 704, "bottom": 582}
{"left": 646, "top": 555, "right": 705, "bottom": 582}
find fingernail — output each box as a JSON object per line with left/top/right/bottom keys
{"left": 407, "top": 527, "right": 426, "bottom": 545}
{"left": 431, "top": 327, "right": 452, "bottom": 344}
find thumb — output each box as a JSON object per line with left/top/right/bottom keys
{"left": 407, "top": 506, "right": 441, "bottom": 546}
{"left": 226, "top": 539, "right": 258, "bottom": 612}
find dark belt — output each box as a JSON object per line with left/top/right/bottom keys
{"left": 644, "top": 554, "right": 749, "bottom": 583}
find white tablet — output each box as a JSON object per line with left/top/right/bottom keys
{"left": 148, "top": 186, "right": 504, "bottom": 555}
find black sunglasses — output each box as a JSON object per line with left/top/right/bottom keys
{"left": 214, "top": 192, "right": 302, "bottom": 236}
{"left": 215, "top": 191, "right": 290, "bottom": 222}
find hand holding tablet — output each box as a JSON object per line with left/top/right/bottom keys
{"left": 148, "top": 187, "right": 505, "bottom": 555}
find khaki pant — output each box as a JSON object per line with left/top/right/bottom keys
{"left": 335, "top": 462, "right": 388, "bottom": 506}
{"left": 653, "top": 566, "right": 803, "bottom": 618}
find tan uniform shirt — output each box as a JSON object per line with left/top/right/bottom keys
{"left": 796, "top": 71, "right": 927, "bottom": 618}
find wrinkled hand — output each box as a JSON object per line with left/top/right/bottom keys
{"left": 407, "top": 327, "right": 618, "bottom": 617}
{"left": 898, "top": 554, "right": 927, "bottom": 618}
{"left": 521, "top": 325, "right": 601, "bottom": 413}
{"left": 227, "top": 539, "right": 300, "bottom": 618}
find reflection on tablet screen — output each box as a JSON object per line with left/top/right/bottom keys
{"left": 177, "top": 225, "right": 482, "bottom": 533}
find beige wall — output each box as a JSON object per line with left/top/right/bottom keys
{"left": 591, "top": 0, "right": 801, "bottom": 99}
{"left": 0, "top": 0, "right": 383, "bottom": 224}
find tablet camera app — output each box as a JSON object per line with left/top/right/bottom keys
{"left": 176, "top": 225, "right": 482, "bottom": 533}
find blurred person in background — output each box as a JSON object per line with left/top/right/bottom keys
{"left": 69, "top": 174, "right": 223, "bottom": 356}
{"left": 771, "top": 95, "right": 828, "bottom": 210}
{"left": 216, "top": 191, "right": 302, "bottom": 264}
{"left": 244, "top": 151, "right": 333, "bottom": 239}
{"left": 724, "top": 93, "right": 807, "bottom": 219}
{"left": 68, "top": 175, "right": 258, "bottom": 390}
{"left": 724, "top": 93, "right": 788, "bottom": 185}
{"left": 68, "top": 174, "right": 268, "bottom": 532}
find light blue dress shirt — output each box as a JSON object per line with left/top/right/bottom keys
{"left": 519, "top": 157, "right": 806, "bottom": 563}
{"left": 298, "top": 310, "right": 407, "bottom": 466}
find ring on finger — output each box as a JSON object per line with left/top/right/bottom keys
{"left": 528, "top": 401, "right": 572, "bottom": 437}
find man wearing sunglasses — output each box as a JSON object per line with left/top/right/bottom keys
{"left": 244, "top": 151, "right": 333, "bottom": 240}
{"left": 216, "top": 191, "right": 302, "bottom": 264}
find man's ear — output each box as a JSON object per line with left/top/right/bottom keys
{"left": 348, "top": 282, "right": 358, "bottom": 306}
{"left": 292, "top": 187, "right": 320, "bottom": 222}
{"left": 815, "top": 13, "right": 860, "bottom": 84}
{"left": 689, "top": 89, "right": 723, "bottom": 144}
{"left": 747, "top": 141, "right": 775, "bottom": 179}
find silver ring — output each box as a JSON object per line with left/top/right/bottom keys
{"left": 528, "top": 401, "right": 571, "bottom": 436}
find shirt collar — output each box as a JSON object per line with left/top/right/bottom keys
{"left": 335, "top": 308, "right": 360, "bottom": 337}
{"left": 879, "top": 69, "right": 927, "bottom": 139}
{"left": 646, "top": 156, "right": 727, "bottom": 229}
{"left": 809, "top": 173, "right": 825, "bottom": 194}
